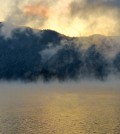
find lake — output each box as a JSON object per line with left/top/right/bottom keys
{"left": 0, "top": 81, "right": 120, "bottom": 134}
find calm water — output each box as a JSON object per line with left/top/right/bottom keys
{"left": 0, "top": 81, "right": 120, "bottom": 134}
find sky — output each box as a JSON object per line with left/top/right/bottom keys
{"left": 0, "top": 0, "right": 120, "bottom": 37}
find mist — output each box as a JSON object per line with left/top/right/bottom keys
{"left": 0, "top": 77, "right": 120, "bottom": 92}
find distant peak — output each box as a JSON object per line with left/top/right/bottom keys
{"left": 89, "top": 34, "right": 105, "bottom": 38}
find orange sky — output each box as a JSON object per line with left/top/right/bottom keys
{"left": 23, "top": 5, "right": 50, "bottom": 18}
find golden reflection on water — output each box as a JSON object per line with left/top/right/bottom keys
{"left": 0, "top": 88, "right": 120, "bottom": 134}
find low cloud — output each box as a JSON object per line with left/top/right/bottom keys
{"left": 40, "top": 45, "right": 62, "bottom": 61}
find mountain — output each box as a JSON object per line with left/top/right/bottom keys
{"left": 0, "top": 22, "right": 120, "bottom": 81}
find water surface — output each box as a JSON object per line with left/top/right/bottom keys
{"left": 0, "top": 81, "right": 120, "bottom": 134}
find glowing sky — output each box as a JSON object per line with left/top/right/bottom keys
{"left": 0, "top": 0, "right": 120, "bottom": 37}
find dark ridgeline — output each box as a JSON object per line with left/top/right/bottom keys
{"left": 0, "top": 22, "right": 120, "bottom": 81}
